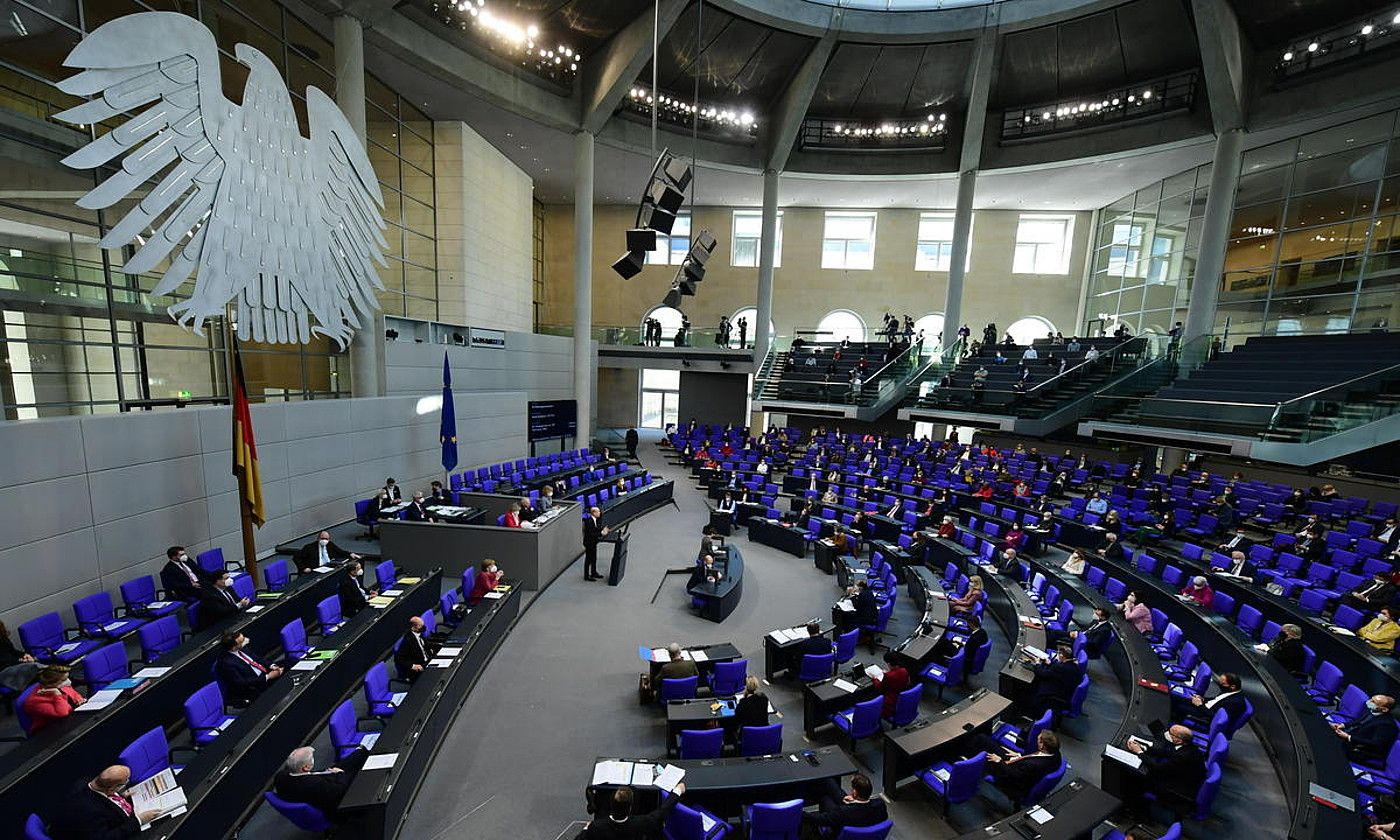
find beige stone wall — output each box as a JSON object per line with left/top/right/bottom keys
{"left": 433, "top": 121, "right": 534, "bottom": 330}
{"left": 540, "top": 202, "right": 1092, "bottom": 340}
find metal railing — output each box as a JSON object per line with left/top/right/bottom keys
{"left": 536, "top": 323, "right": 751, "bottom": 349}
{"left": 1274, "top": 12, "right": 1400, "bottom": 84}
{"left": 1001, "top": 69, "right": 1199, "bottom": 142}
{"left": 1264, "top": 362, "right": 1400, "bottom": 442}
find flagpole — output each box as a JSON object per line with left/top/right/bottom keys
{"left": 230, "top": 333, "right": 265, "bottom": 588}
{"left": 240, "top": 495, "right": 261, "bottom": 588}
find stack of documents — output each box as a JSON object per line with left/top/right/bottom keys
{"left": 832, "top": 679, "right": 859, "bottom": 693}
{"left": 398, "top": 576, "right": 423, "bottom": 585}
{"left": 591, "top": 761, "right": 686, "bottom": 792}
{"left": 129, "top": 769, "right": 187, "bottom": 822}
{"left": 768, "top": 627, "right": 807, "bottom": 643}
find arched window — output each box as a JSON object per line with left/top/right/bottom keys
{"left": 816, "top": 309, "right": 867, "bottom": 343}
{"left": 729, "top": 307, "right": 775, "bottom": 349}
{"left": 1006, "top": 316, "right": 1056, "bottom": 346}
{"left": 913, "top": 313, "right": 945, "bottom": 348}
{"left": 641, "top": 306, "right": 686, "bottom": 346}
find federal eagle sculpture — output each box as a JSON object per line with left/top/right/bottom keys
{"left": 53, "top": 11, "right": 387, "bottom": 348}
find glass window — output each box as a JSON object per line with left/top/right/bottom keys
{"left": 913, "top": 313, "right": 944, "bottom": 349}
{"left": 1012, "top": 214, "right": 1074, "bottom": 274}
{"left": 1006, "top": 316, "right": 1056, "bottom": 345}
{"left": 1106, "top": 221, "right": 1145, "bottom": 277}
{"left": 816, "top": 310, "right": 866, "bottom": 342}
{"left": 641, "top": 306, "right": 686, "bottom": 345}
{"left": 640, "top": 368, "right": 680, "bottom": 429}
{"left": 915, "top": 212, "right": 969, "bottom": 272}
{"left": 647, "top": 214, "right": 691, "bottom": 266}
{"left": 731, "top": 210, "right": 782, "bottom": 268}
{"left": 821, "top": 212, "right": 877, "bottom": 270}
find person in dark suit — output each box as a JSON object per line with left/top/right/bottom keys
{"left": 1024, "top": 644, "right": 1081, "bottom": 719}
{"left": 426, "top": 481, "right": 453, "bottom": 507}
{"left": 583, "top": 506, "right": 608, "bottom": 581}
{"left": 985, "top": 731, "right": 1062, "bottom": 805}
{"left": 382, "top": 478, "right": 402, "bottom": 502}
{"left": 625, "top": 427, "right": 639, "bottom": 460}
{"left": 338, "top": 561, "right": 374, "bottom": 617}
{"left": 195, "top": 571, "right": 250, "bottom": 631}
{"left": 1219, "top": 549, "right": 1256, "bottom": 581}
{"left": 293, "top": 531, "right": 360, "bottom": 573}
{"left": 1126, "top": 724, "right": 1207, "bottom": 810}
{"left": 1215, "top": 528, "right": 1254, "bottom": 556}
{"left": 801, "top": 773, "right": 889, "bottom": 837}
{"left": 46, "top": 765, "right": 162, "bottom": 839}
{"left": 934, "top": 612, "right": 989, "bottom": 663}
{"left": 1179, "top": 672, "right": 1246, "bottom": 726}
{"left": 273, "top": 745, "right": 371, "bottom": 822}
{"left": 1267, "top": 623, "right": 1307, "bottom": 675}
{"left": 1101, "top": 532, "right": 1127, "bottom": 562}
{"left": 733, "top": 676, "right": 770, "bottom": 731}
{"left": 214, "top": 631, "right": 282, "bottom": 705}
{"left": 851, "top": 580, "right": 878, "bottom": 626}
{"left": 1334, "top": 695, "right": 1399, "bottom": 762}
{"left": 1348, "top": 572, "right": 1398, "bottom": 611}
{"left": 159, "top": 545, "right": 210, "bottom": 602}
{"left": 402, "top": 491, "right": 435, "bottom": 522}
{"left": 582, "top": 783, "right": 684, "bottom": 839}
{"left": 393, "top": 615, "right": 437, "bottom": 682}
{"left": 799, "top": 622, "right": 832, "bottom": 659}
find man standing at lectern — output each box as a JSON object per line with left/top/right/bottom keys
{"left": 583, "top": 506, "right": 609, "bottom": 582}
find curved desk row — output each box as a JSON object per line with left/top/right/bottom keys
{"left": 340, "top": 583, "right": 523, "bottom": 838}
{"left": 597, "top": 479, "right": 676, "bottom": 528}
{"left": 0, "top": 564, "right": 344, "bottom": 836}
{"left": 151, "top": 571, "right": 443, "bottom": 838}
{"left": 979, "top": 565, "right": 1049, "bottom": 706}
{"left": 689, "top": 545, "right": 745, "bottom": 623}
{"left": 1088, "top": 551, "right": 1362, "bottom": 840}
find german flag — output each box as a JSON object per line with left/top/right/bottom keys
{"left": 232, "top": 343, "right": 265, "bottom": 528}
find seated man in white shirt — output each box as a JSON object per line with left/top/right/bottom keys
{"left": 1022, "top": 346, "right": 1039, "bottom": 361}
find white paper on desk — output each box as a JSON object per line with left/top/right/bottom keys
{"left": 390, "top": 691, "right": 407, "bottom": 705}
{"left": 769, "top": 630, "right": 788, "bottom": 643}
{"left": 382, "top": 589, "right": 404, "bottom": 596}
{"left": 832, "top": 678, "right": 859, "bottom": 693}
{"left": 691, "top": 650, "right": 709, "bottom": 662}
{"left": 1330, "top": 626, "right": 1357, "bottom": 637}
{"left": 76, "top": 688, "right": 123, "bottom": 711}
{"left": 130, "top": 768, "right": 186, "bottom": 827}
{"left": 363, "top": 753, "right": 399, "bottom": 771}
{"left": 654, "top": 764, "right": 686, "bottom": 793}
{"left": 1253, "top": 643, "right": 1270, "bottom": 653}
{"left": 246, "top": 605, "right": 265, "bottom": 614}
{"left": 361, "top": 732, "right": 381, "bottom": 750}
{"left": 291, "top": 660, "right": 320, "bottom": 671}
{"left": 650, "top": 647, "right": 669, "bottom": 661}
{"left": 134, "top": 667, "right": 171, "bottom": 679}
{"left": 437, "top": 647, "right": 463, "bottom": 657}
{"left": 836, "top": 599, "right": 855, "bottom": 612}
{"left": 1022, "top": 645, "right": 1049, "bottom": 662}
{"left": 929, "top": 591, "right": 948, "bottom": 600}
{"left": 148, "top": 602, "right": 173, "bottom": 610}
{"left": 1027, "top": 805, "right": 1053, "bottom": 825}
{"left": 785, "top": 628, "right": 807, "bottom": 642}
{"left": 429, "top": 658, "right": 454, "bottom": 668}
{"left": 103, "top": 621, "right": 126, "bottom": 633}
{"left": 54, "top": 642, "right": 80, "bottom": 656}
{"left": 592, "top": 760, "right": 633, "bottom": 786}
{"left": 630, "top": 763, "right": 657, "bottom": 786}
{"left": 483, "top": 591, "right": 505, "bottom": 600}
{"left": 313, "top": 566, "right": 335, "bottom": 573}
{"left": 865, "top": 665, "right": 885, "bottom": 681}
{"left": 931, "top": 767, "right": 951, "bottom": 782}
{"left": 1104, "top": 744, "right": 1143, "bottom": 769}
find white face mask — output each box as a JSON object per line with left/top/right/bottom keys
{"left": 487, "top": 566, "right": 497, "bottom": 574}
{"left": 319, "top": 539, "right": 329, "bottom": 547}
{"left": 178, "top": 554, "right": 189, "bottom": 562}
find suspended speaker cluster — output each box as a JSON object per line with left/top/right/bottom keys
{"left": 611, "top": 148, "right": 693, "bottom": 279}
{"left": 662, "top": 230, "right": 716, "bottom": 307}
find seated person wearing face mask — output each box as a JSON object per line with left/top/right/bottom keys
{"left": 22, "top": 665, "right": 86, "bottom": 732}
{"left": 294, "top": 531, "right": 361, "bottom": 573}
{"left": 195, "top": 571, "right": 252, "bottom": 631}
{"left": 274, "top": 745, "right": 371, "bottom": 823}
{"left": 160, "top": 545, "right": 211, "bottom": 602}
{"left": 393, "top": 615, "right": 438, "bottom": 682}
{"left": 214, "top": 631, "right": 283, "bottom": 705}
{"left": 468, "top": 559, "right": 503, "bottom": 604}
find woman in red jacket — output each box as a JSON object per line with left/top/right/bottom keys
{"left": 874, "top": 651, "right": 910, "bottom": 718}
{"left": 469, "top": 559, "right": 504, "bottom": 604}
{"left": 22, "top": 665, "right": 85, "bottom": 732}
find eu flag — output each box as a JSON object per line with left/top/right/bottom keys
{"left": 439, "top": 352, "right": 458, "bottom": 473}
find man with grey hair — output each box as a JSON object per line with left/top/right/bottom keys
{"left": 658, "top": 643, "right": 698, "bottom": 682}
{"left": 273, "top": 744, "right": 370, "bottom": 819}
{"left": 1266, "top": 623, "right": 1306, "bottom": 675}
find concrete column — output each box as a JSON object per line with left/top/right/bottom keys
{"left": 334, "top": 13, "right": 383, "bottom": 397}
{"left": 1182, "top": 128, "right": 1245, "bottom": 345}
{"left": 1160, "top": 446, "right": 1189, "bottom": 473}
{"left": 755, "top": 168, "right": 779, "bottom": 355}
{"left": 572, "top": 130, "right": 595, "bottom": 445}
{"left": 942, "top": 168, "right": 977, "bottom": 353}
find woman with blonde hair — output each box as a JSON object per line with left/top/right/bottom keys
{"left": 21, "top": 665, "right": 85, "bottom": 732}
{"left": 951, "top": 575, "right": 985, "bottom": 614}
{"left": 733, "top": 675, "right": 769, "bottom": 730}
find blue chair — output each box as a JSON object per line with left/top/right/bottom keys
{"left": 921, "top": 645, "right": 966, "bottom": 698}
{"left": 73, "top": 592, "right": 145, "bottom": 639}
{"left": 263, "top": 559, "right": 290, "bottom": 592}
{"left": 24, "top": 814, "right": 50, "bottom": 840}
{"left": 280, "top": 619, "right": 311, "bottom": 662}
{"left": 364, "top": 662, "right": 407, "bottom": 718}
{"left": 742, "top": 799, "right": 801, "bottom": 840}
{"left": 886, "top": 684, "right": 923, "bottom": 727}
{"left": 741, "top": 723, "right": 783, "bottom": 757}
{"left": 15, "top": 685, "right": 38, "bottom": 735}
{"left": 833, "top": 822, "right": 893, "bottom": 840}
{"left": 119, "top": 576, "right": 182, "bottom": 619}
{"left": 993, "top": 709, "right": 1052, "bottom": 754}
{"left": 375, "top": 559, "right": 397, "bottom": 589}
{"left": 660, "top": 676, "right": 699, "bottom": 703}
{"left": 329, "top": 697, "right": 381, "bottom": 759}
{"left": 1016, "top": 755, "right": 1067, "bottom": 807}
{"left": 1325, "top": 684, "right": 1370, "bottom": 726}
{"left": 708, "top": 659, "right": 747, "bottom": 696}
{"left": 264, "top": 790, "right": 334, "bottom": 832}
{"left": 81, "top": 642, "right": 128, "bottom": 692}
{"left": 231, "top": 573, "right": 255, "bottom": 603}
{"left": 833, "top": 629, "right": 859, "bottom": 664}
{"left": 918, "top": 751, "right": 987, "bottom": 815}
{"left": 183, "top": 682, "right": 236, "bottom": 746}
{"left": 1193, "top": 762, "right": 1223, "bottom": 820}
{"left": 118, "top": 726, "right": 190, "bottom": 784}
{"left": 135, "top": 613, "right": 183, "bottom": 666}
{"left": 679, "top": 728, "right": 724, "bottom": 759}
{"left": 1103, "top": 824, "right": 1181, "bottom": 840}
{"left": 1064, "top": 674, "right": 1091, "bottom": 719}
{"left": 967, "top": 637, "right": 994, "bottom": 676}
{"left": 798, "top": 653, "right": 835, "bottom": 682}
{"left": 316, "top": 595, "right": 344, "bottom": 635}
{"left": 664, "top": 800, "right": 732, "bottom": 839}
{"left": 197, "top": 548, "right": 232, "bottom": 576}
{"left": 831, "top": 696, "right": 883, "bottom": 757}
{"left": 1307, "top": 661, "right": 1344, "bottom": 705}
{"left": 355, "top": 499, "right": 379, "bottom": 538}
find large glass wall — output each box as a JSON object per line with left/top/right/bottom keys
{"left": 0, "top": 0, "right": 436, "bottom": 418}
{"left": 1090, "top": 109, "right": 1400, "bottom": 344}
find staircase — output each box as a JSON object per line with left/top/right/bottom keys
{"left": 752, "top": 341, "right": 932, "bottom": 420}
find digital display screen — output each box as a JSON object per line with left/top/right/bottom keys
{"left": 528, "top": 400, "right": 578, "bottom": 441}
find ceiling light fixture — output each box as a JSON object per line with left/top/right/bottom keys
{"left": 432, "top": 1, "right": 579, "bottom": 81}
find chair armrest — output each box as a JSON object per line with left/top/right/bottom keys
{"left": 169, "top": 745, "right": 200, "bottom": 763}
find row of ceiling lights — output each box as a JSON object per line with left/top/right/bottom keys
{"left": 627, "top": 86, "right": 757, "bottom": 129}
{"left": 1023, "top": 88, "right": 1155, "bottom": 124}
{"left": 831, "top": 113, "right": 947, "bottom": 137}
{"left": 1280, "top": 11, "right": 1400, "bottom": 62}
{"left": 434, "top": 0, "right": 580, "bottom": 75}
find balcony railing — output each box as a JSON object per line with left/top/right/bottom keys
{"left": 1001, "top": 70, "right": 1199, "bottom": 142}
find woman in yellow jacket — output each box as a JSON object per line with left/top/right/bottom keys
{"left": 1359, "top": 605, "right": 1400, "bottom": 651}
